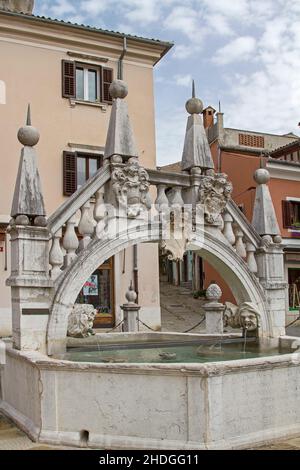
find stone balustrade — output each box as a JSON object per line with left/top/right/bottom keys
{"left": 48, "top": 162, "right": 262, "bottom": 281}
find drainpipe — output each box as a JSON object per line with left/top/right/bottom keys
{"left": 119, "top": 35, "right": 129, "bottom": 285}
{"left": 118, "top": 36, "right": 127, "bottom": 80}
{"left": 117, "top": 36, "right": 139, "bottom": 303}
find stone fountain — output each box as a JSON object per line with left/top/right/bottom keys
{"left": 0, "top": 83, "right": 300, "bottom": 450}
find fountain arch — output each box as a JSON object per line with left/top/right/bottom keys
{"left": 47, "top": 220, "right": 268, "bottom": 355}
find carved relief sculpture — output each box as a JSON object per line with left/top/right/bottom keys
{"left": 199, "top": 172, "right": 233, "bottom": 225}
{"left": 67, "top": 304, "right": 97, "bottom": 338}
{"left": 111, "top": 162, "right": 151, "bottom": 218}
{"left": 224, "top": 302, "right": 260, "bottom": 333}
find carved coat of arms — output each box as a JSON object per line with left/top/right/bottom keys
{"left": 111, "top": 162, "right": 151, "bottom": 218}
{"left": 198, "top": 173, "right": 233, "bottom": 225}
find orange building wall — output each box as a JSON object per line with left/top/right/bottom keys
{"left": 203, "top": 261, "right": 236, "bottom": 304}
{"left": 269, "top": 179, "right": 300, "bottom": 238}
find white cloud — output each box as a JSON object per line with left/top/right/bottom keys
{"left": 213, "top": 36, "right": 257, "bottom": 65}
{"left": 80, "top": 0, "right": 110, "bottom": 15}
{"left": 164, "top": 6, "right": 201, "bottom": 41}
{"left": 50, "top": 0, "right": 76, "bottom": 16}
{"left": 175, "top": 74, "right": 192, "bottom": 87}
{"left": 201, "top": 0, "right": 250, "bottom": 19}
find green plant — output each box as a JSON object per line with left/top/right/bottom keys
{"left": 193, "top": 289, "right": 207, "bottom": 299}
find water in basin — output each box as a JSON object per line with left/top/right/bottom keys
{"left": 63, "top": 338, "right": 291, "bottom": 364}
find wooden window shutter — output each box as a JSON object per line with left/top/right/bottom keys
{"left": 101, "top": 67, "right": 113, "bottom": 104}
{"left": 282, "top": 200, "right": 294, "bottom": 228}
{"left": 63, "top": 152, "right": 77, "bottom": 196}
{"left": 62, "top": 60, "right": 76, "bottom": 98}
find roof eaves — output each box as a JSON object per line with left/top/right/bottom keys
{"left": 0, "top": 10, "right": 174, "bottom": 60}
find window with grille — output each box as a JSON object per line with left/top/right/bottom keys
{"left": 239, "top": 133, "right": 265, "bottom": 148}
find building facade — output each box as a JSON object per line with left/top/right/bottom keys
{"left": 162, "top": 105, "right": 300, "bottom": 321}
{"left": 0, "top": 3, "right": 172, "bottom": 336}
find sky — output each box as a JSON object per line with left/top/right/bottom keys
{"left": 35, "top": 0, "right": 300, "bottom": 165}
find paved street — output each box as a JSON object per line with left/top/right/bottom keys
{"left": 161, "top": 281, "right": 206, "bottom": 333}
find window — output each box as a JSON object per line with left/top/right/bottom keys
{"left": 62, "top": 60, "right": 113, "bottom": 104}
{"left": 282, "top": 200, "right": 300, "bottom": 229}
{"left": 63, "top": 152, "right": 103, "bottom": 196}
{"left": 75, "top": 65, "right": 99, "bottom": 102}
{"left": 77, "top": 258, "right": 115, "bottom": 328}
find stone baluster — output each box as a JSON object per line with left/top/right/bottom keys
{"left": 94, "top": 188, "right": 107, "bottom": 237}
{"left": 78, "top": 201, "right": 94, "bottom": 250}
{"left": 246, "top": 242, "right": 258, "bottom": 274}
{"left": 63, "top": 214, "right": 79, "bottom": 268}
{"left": 223, "top": 212, "right": 235, "bottom": 245}
{"left": 234, "top": 225, "right": 247, "bottom": 259}
{"left": 49, "top": 228, "right": 63, "bottom": 280}
{"left": 168, "top": 186, "right": 184, "bottom": 207}
{"left": 155, "top": 184, "right": 169, "bottom": 211}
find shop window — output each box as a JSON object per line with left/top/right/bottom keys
{"left": 77, "top": 258, "right": 114, "bottom": 328}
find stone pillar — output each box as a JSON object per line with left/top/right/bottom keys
{"left": 204, "top": 283, "right": 224, "bottom": 334}
{"left": 121, "top": 284, "right": 141, "bottom": 333}
{"left": 6, "top": 107, "right": 52, "bottom": 353}
{"left": 251, "top": 168, "right": 286, "bottom": 337}
{"left": 256, "top": 243, "right": 287, "bottom": 337}
{"left": 7, "top": 225, "right": 52, "bottom": 353}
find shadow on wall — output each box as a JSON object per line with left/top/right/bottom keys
{"left": 0, "top": 80, "right": 5, "bottom": 104}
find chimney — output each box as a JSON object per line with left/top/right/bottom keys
{"left": 202, "top": 106, "right": 216, "bottom": 129}
{"left": 0, "top": 1, "right": 34, "bottom": 14}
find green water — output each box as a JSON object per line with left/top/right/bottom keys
{"left": 63, "top": 340, "right": 290, "bottom": 364}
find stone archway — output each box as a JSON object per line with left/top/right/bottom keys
{"left": 47, "top": 221, "right": 268, "bottom": 355}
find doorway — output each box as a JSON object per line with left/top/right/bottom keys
{"left": 76, "top": 257, "right": 115, "bottom": 328}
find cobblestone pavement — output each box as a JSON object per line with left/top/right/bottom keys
{"left": 0, "top": 413, "right": 72, "bottom": 450}
{"left": 160, "top": 281, "right": 206, "bottom": 333}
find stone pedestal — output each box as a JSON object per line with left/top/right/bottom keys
{"left": 204, "top": 283, "right": 224, "bottom": 335}
{"left": 204, "top": 302, "right": 224, "bottom": 334}
{"left": 256, "top": 244, "right": 287, "bottom": 337}
{"left": 121, "top": 303, "right": 141, "bottom": 333}
{"left": 6, "top": 225, "right": 53, "bottom": 353}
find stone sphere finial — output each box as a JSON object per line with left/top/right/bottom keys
{"left": 125, "top": 282, "right": 137, "bottom": 304}
{"left": 109, "top": 79, "right": 129, "bottom": 99}
{"left": 254, "top": 168, "right": 270, "bottom": 185}
{"left": 17, "top": 104, "right": 40, "bottom": 147}
{"left": 185, "top": 79, "right": 203, "bottom": 114}
{"left": 206, "top": 283, "right": 222, "bottom": 302}
{"left": 186, "top": 97, "right": 203, "bottom": 115}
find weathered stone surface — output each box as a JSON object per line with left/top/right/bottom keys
{"left": 0, "top": 0, "right": 34, "bottom": 13}
{"left": 224, "top": 302, "right": 260, "bottom": 332}
{"left": 252, "top": 169, "right": 280, "bottom": 237}
{"left": 182, "top": 114, "right": 214, "bottom": 171}
{"left": 104, "top": 95, "right": 138, "bottom": 161}
{"left": 67, "top": 304, "right": 96, "bottom": 338}
{"left": 11, "top": 146, "right": 46, "bottom": 219}
{"left": 198, "top": 172, "right": 233, "bottom": 225}
{"left": 111, "top": 161, "right": 151, "bottom": 218}
{"left": 2, "top": 343, "right": 300, "bottom": 449}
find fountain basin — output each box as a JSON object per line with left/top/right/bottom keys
{"left": 1, "top": 333, "right": 300, "bottom": 450}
